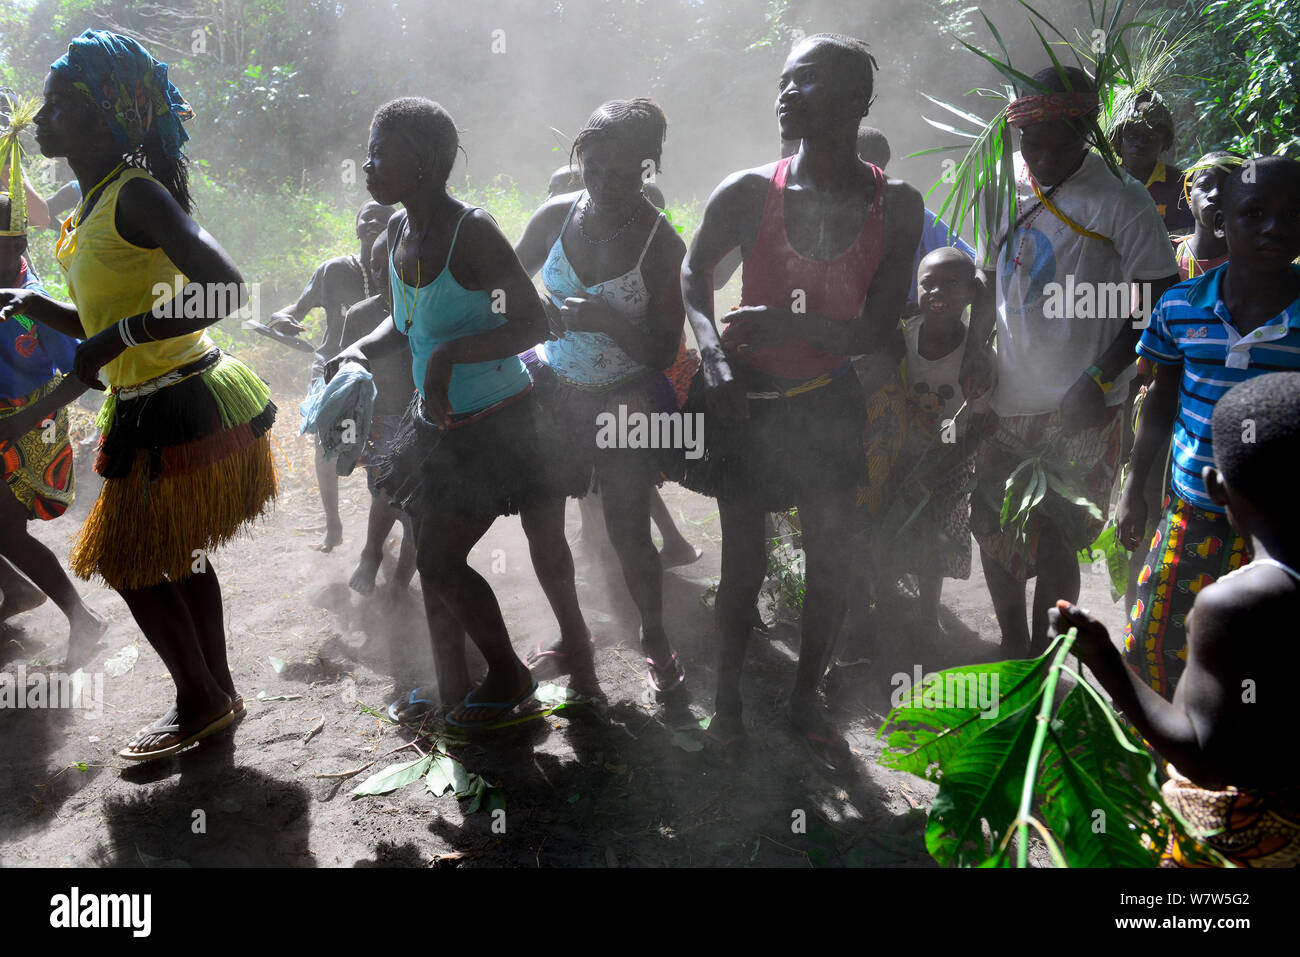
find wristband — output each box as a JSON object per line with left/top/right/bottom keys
{"left": 1084, "top": 364, "right": 1114, "bottom": 394}
{"left": 118, "top": 317, "right": 139, "bottom": 349}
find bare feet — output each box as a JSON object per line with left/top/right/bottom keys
{"left": 349, "top": 553, "right": 381, "bottom": 595}
{"left": 65, "top": 607, "right": 109, "bottom": 672}
{"left": 659, "top": 540, "right": 703, "bottom": 569}
{"left": 391, "top": 539, "right": 417, "bottom": 591}
{"left": 0, "top": 577, "right": 47, "bottom": 620}
{"left": 311, "top": 523, "right": 343, "bottom": 552}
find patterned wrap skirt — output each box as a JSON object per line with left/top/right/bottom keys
{"left": 1123, "top": 492, "right": 1249, "bottom": 698}
{"left": 0, "top": 376, "right": 76, "bottom": 521}
{"left": 970, "top": 405, "right": 1123, "bottom": 581}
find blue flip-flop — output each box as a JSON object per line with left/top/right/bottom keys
{"left": 444, "top": 679, "right": 539, "bottom": 730}
{"left": 387, "top": 686, "right": 439, "bottom": 724}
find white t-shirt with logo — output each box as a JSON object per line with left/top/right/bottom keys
{"left": 988, "top": 151, "right": 1179, "bottom": 417}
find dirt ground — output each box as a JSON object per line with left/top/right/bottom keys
{"left": 0, "top": 375, "right": 1129, "bottom": 868}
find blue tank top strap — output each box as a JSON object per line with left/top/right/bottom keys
{"left": 445, "top": 206, "right": 480, "bottom": 270}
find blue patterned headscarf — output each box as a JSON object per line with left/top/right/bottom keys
{"left": 50, "top": 30, "right": 194, "bottom": 158}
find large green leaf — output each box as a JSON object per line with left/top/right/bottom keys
{"left": 1034, "top": 685, "right": 1161, "bottom": 867}
{"left": 924, "top": 696, "right": 1044, "bottom": 866}
{"left": 878, "top": 655, "right": 1052, "bottom": 778}
{"left": 352, "top": 754, "right": 433, "bottom": 797}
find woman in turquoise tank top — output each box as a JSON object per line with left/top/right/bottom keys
{"left": 328, "top": 98, "right": 591, "bottom": 728}
{"left": 515, "top": 99, "right": 690, "bottom": 696}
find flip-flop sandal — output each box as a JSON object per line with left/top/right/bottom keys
{"left": 444, "top": 679, "right": 539, "bottom": 730}
{"left": 524, "top": 640, "right": 595, "bottom": 679}
{"left": 647, "top": 651, "right": 686, "bottom": 695}
{"left": 387, "top": 687, "right": 440, "bottom": 724}
{"left": 796, "top": 724, "right": 854, "bottom": 776}
{"left": 118, "top": 707, "right": 238, "bottom": 762}
{"left": 700, "top": 725, "right": 745, "bottom": 763}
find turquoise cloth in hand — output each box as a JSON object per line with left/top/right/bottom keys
{"left": 299, "top": 361, "right": 377, "bottom": 476}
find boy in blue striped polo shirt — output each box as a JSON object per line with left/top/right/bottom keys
{"left": 1118, "top": 156, "right": 1300, "bottom": 698}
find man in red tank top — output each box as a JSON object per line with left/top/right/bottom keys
{"left": 681, "top": 33, "right": 923, "bottom": 772}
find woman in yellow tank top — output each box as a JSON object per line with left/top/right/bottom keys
{"left": 0, "top": 30, "right": 277, "bottom": 761}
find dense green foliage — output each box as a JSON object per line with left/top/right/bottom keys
{"left": 1172, "top": 0, "right": 1299, "bottom": 157}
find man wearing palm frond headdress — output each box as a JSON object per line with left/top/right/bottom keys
{"left": 969, "top": 67, "right": 1180, "bottom": 657}
{"left": 1109, "top": 89, "right": 1194, "bottom": 233}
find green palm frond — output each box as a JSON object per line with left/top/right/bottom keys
{"left": 912, "top": 0, "right": 1199, "bottom": 255}
{"left": 1, "top": 94, "right": 40, "bottom": 235}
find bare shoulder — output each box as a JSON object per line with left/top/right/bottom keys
{"left": 116, "top": 173, "right": 184, "bottom": 224}
{"left": 1186, "top": 570, "right": 1274, "bottom": 652}
{"left": 457, "top": 205, "right": 512, "bottom": 247}
{"left": 650, "top": 207, "right": 687, "bottom": 258}
{"left": 116, "top": 173, "right": 191, "bottom": 246}
{"left": 525, "top": 193, "right": 578, "bottom": 238}
{"left": 885, "top": 176, "right": 923, "bottom": 204}
{"left": 709, "top": 163, "right": 778, "bottom": 211}
{"left": 884, "top": 176, "right": 924, "bottom": 218}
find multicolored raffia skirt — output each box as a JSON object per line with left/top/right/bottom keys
{"left": 522, "top": 349, "right": 683, "bottom": 492}
{"left": 1123, "top": 492, "right": 1249, "bottom": 699}
{"left": 70, "top": 350, "right": 278, "bottom": 591}
{"left": 0, "top": 376, "right": 76, "bottom": 521}
{"left": 970, "top": 405, "right": 1123, "bottom": 581}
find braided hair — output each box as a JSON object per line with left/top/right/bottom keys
{"left": 570, "top": 98, "right": 668, "bottom": 177}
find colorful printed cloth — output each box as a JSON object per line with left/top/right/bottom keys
{"left": 1124, "top": 492, "right": 1249, "bottom": 698}
{"left": 0, "top": 257, "right": 77, "bottom": 398}
{"left": 1160, "top": 765, "right": 1300, "bottom": 868}
{"left": 0, "top": 376, "right": 75, "bottom": 520}
{"left": 1005, "top": 91, "right": 1100, "bottom": 128}
{"left": 665, "top": 336, "right": 701, "bottom": 409}
{"left": 970, "top": 405, "right": 1123, "bottom": 580}
{"left": 855, "top": 357, "right": 910, "bottom": 516}
{"left": 51, "top": 29, "right": 193, "bottom": 158}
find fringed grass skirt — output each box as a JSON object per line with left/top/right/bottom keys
{"left": 522, "top": 350, "right": 683, "bottom": 492}
{"left": 70, "top": 350, "right": 278, "bottom": 591}
{"left": 373, "top": 387, "right": 576, "bottom": 526}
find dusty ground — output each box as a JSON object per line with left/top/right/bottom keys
{"left": 0, "top": 368, "right": 1128, "bottom": 868}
